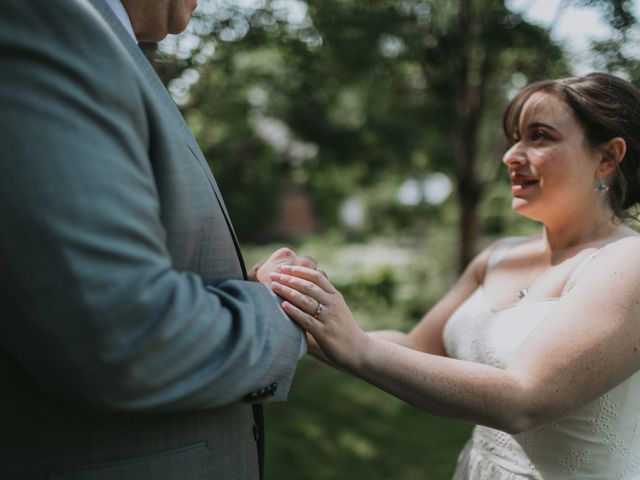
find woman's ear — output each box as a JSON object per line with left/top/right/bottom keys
{"left": 598, "top": 137, "right": 626, "bottom": 177}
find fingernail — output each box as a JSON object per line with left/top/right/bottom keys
{"left": 270, "top": 272, "right": 281, "bottom": 280}
{"left": 279, "top": 265, "right": 291, "bottom": 271}
{"left": 271, "top": 281, "right": 282, "bottom": 291}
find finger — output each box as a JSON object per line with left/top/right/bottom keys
{"left": 271, "top": 281, "right": 322, "bottom": 316}
{"left": 281, "top": 301, "right": 322, "bottom": 334}
{"left": 270, "top": 273, "right": 328, "bottom": 303}
{"left": 247, "top": 259, "right": 266, "bottom": 280}
{"left": 278, "top": 265, "right": 337, "bottom": 294}
{"left": 272, "top": 247, "right": 297, "bottom": 261}
{"left": 294, "top": 255, "right": 318, "bottom": 270}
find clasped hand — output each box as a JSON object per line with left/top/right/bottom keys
{"left": 269, "top": 266, "right": 368, "bottom": 370}
{"left": 248, "top": 247, "right": 317, "bottom": 285}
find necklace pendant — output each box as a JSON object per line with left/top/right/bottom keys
{"left": 517, "top": 288, "right": 528, "bottom": 299}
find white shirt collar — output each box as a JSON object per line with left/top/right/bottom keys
{"left": 104, "top": 0, "right": 137, "bottom": 42}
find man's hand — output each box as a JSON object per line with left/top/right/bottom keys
{"left": 248, "top": 247, "right": 317, "bottom": 287}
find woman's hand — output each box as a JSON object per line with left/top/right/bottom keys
{"left": 270, "top": 266, "right": 370, "bottom": 371}
{"left": 247, "top": 247, "right": 317, "bottom": 286}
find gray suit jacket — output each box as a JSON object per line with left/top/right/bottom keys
{"left": 0, "top": 0, "right": 303, "bottom": 478}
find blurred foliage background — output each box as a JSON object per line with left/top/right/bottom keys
{"left": 147, "top": 0, "right": 640, "bottom": 477}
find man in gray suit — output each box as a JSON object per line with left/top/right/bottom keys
{"left": 0, "top": 0, "right": 316, "bottom": 478}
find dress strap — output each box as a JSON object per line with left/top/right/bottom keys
{"left": 560, "top": 246, "right": 608, "bottom": 297}
{"left": 486, "top": 236, "right": 526, "bottom": 274}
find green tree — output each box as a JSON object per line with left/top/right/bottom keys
{"left": 581, "top": 0, "right": 640, "bottom": 84}
{"left": 154, "top": 1, "right": 569, "bottom": 267}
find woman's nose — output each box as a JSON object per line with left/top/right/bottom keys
{"left": 502, "top": 141, "right": 526, "bottom": 166}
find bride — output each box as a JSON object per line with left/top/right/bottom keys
{"left": 269, "top": 73, "right": 640, "bottom": 478}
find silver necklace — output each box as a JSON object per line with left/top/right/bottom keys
{"left": 518, "top": 247, "right": 546, "bottom": 300}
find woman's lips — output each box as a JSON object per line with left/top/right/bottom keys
{"left": 511, "top": 176, "right": 538, "bottom": 194}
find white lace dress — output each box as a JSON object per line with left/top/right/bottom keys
{"left": 443, "top": 238, "right": 640, "bottom": 479}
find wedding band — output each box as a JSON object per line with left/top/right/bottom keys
{"left": 313, "top": 301, "right": 324, "bottom": 318}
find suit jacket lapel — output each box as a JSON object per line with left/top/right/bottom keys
{"left": 86, "top": 0, "right": 247, "bottom": 277}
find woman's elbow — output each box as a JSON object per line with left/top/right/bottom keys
{"left": 495, "top": 397, "right": 564, "bottom": 434}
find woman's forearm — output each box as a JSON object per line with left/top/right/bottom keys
{"left": 310, "top": 331, "right": 413, "bottom": 370}
{"left": 350, "top": 337, "right": 533, "bottom": 433}
{"left": 368, "top": 330, "right": 416, "bottom": 349}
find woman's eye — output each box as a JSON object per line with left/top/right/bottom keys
{"left": 532, "top": 129, "right": 548, "bottom": 141}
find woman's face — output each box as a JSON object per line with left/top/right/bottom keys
{"left": 502, "top": 92, "right": 601, "bottom": 223}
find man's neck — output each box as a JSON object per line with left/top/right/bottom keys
{"left": 104, "top": 0, "right": 137, "bottom": 42}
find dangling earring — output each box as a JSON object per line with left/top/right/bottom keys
{"left": 594, "top": 178, "right": 610, "bottom": 196}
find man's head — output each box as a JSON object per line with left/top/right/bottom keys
{"left": 121, "top": 0, "right": 197, "bottom": 42}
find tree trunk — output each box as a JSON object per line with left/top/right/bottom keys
{"left": 457, "top": 177, "right": 482, "bottom": 271}
{"left": 453, "top": 0, "right": 490, "bottom": 272}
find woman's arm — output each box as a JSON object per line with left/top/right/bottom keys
{"left": 270, "top": 237, "right": 640, "bottom": 433}
{"left": 368, "top": 330, "right": 416, "bottom": 348}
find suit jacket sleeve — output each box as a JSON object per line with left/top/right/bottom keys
{"left": 0, "top": 0, "right": 302, "bottom": 411}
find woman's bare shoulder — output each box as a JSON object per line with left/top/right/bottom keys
{"left": 575, "top": 233, "right": 640, "bottom": 291}
{"left": 599, "top": 233, "right": 640, "bottom": 261}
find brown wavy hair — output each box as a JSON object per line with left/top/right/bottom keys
{"left": 503, "top": 73, "right": 640, "bottom": 220}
